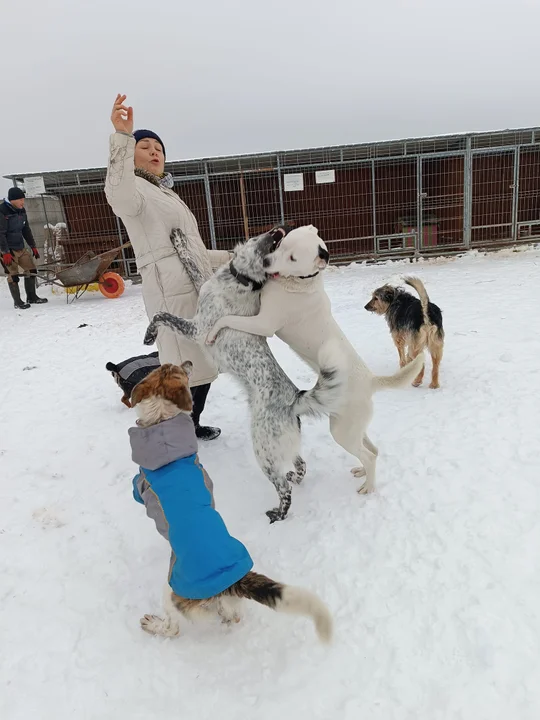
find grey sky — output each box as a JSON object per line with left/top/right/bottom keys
{"left": 1, "top": 0, "right": 539, "bottom": 196}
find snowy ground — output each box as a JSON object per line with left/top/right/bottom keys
{"left": 1, "top": 248, "right": 540, "bottom": 720}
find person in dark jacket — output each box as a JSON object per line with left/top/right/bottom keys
{"left": 0, "top": 187, "right": 48, "bottom": 309}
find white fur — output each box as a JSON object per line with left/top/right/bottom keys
{"left": 135, "top": 397, "right": 188, "bottom": 428}
{"left": 140, "top": 585, "right": 182, "bottom": 637}
{"left": 277, "top": 586, "right": 333, "bottom": 643}
{"left": 144, "top": 229, "right": 345, "bottom": 522}
{"left": 208, "top": 225, "right": 424, "bottom": 493}
{"left": 217, "top": 595, "right": 242, "bottom": 625}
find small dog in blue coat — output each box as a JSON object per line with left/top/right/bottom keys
{"left": 129, "top": 363, "right": 333, "bottom": 643}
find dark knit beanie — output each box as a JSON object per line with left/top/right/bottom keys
{"left": 133, "top": 129, "right": 166, "bottom": 159}
{"left": 8, "top": 187, "right": 25, "bottom": 201}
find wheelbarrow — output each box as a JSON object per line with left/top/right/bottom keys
{"left": 37, "top": 242, "right": 132, "bottom": 303}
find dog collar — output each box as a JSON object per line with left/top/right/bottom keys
{"left": 298, "top": 271, "right": 320, "bottom": 280}
{"left": 229, "top": 261, "right": 264, "bottom": 291}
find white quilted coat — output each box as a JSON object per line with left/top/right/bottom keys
{"left": 105, "top": 132, "right": 230, "bottom": 387}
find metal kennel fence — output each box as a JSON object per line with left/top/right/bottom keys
{"left": 5, "top": 127, "right": 540, "bottom": 277}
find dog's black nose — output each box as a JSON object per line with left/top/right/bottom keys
{"left": 263, "top": 257, "right": 271, "bottom": 268}
{"left": 364, "top": 304, "right": 371, "bottom": 311}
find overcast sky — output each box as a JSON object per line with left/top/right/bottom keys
{"left": 1, "top": 0, "right": 539, "bottom": 195}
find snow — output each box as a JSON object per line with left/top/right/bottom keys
{"left": 1, "top": 247, "right": 540, "bottom": 720}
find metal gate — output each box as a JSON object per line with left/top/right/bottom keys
{"left": 374, "top": 154, "right": 466, "bottom": 256}
{"left": 420, "top": 154, "right": 466, "bottom": 251}
{"left": 470, "top": 149, "right": 514, "bottom": 247}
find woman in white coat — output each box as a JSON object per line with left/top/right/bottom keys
{"left": 105, "top": 94, "right": 229, "bottom": 440}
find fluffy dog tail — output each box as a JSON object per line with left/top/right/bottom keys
{"left": 372, "top": 354, "right": 424, "bottom": 391}
{"left": 293, "top": 340, "right": 345, "bottom": 417}
{"left": 226, "top": 571, "right": 333, "bottom": 643}
{"left": 404, "top": 276, "right": 430, "bottom": 326}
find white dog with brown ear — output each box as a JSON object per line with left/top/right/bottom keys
{"left": 130, "top": 362, "right": 333, "bottom": 642}
{"left": 208, "top": 225, "right": 423, "bottom": 495}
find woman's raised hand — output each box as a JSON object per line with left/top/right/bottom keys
{"left": 111, "top": 94, "right": 134, "bottom": 135}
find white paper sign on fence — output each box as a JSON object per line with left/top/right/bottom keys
{"left": 315, "top": 169, "right": 336, "bottom": 184}
{"left": 283, "top": 173, "right": 304, "bottom": 192}
{"left": 23, "top": 176, "right": 46, "bottom": 197}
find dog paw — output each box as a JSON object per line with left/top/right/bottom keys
{"left": 293, "top": 462, "right": 307, "bottom": 483}
{"left": 357, "top": 482, "right": 375, "bottom": 495}
{"left": 220, "top": 613, "right": 241, "bottom": 625}
{"left": 287, "top": 470, "right": 302, "bottom": 485}
{"left": 143, "top": 328, "right": 157, "bottom": 346}
{"left": 351, "top": 466, "right": 366, "bottom": 478}
{"left": 412, "top": 380, "right": 423, "bottom": 387}
{"left": 140, "top": 614, "right": 180, "bottom": 637}
{"left": 32, "top": 507, "right": 66, "bottom": 529}
{"left": 266, "top": 509, "right": 285, "bottom": 524}
{"left": 429, "top": 382, "right": 440, "bottom": 389}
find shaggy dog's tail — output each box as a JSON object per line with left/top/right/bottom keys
{"left": 372, "top": 354, "right": 424, "bottom": 391}
{"left": 404, "top": 277, "right": 431, "bottom": 326}
{"left": 226, "top": 571, "right": 333, "bottom": 643}
{"left": 293, "top": 340, "right": 345, "bottom": 417}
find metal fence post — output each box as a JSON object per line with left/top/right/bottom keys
{"left": 40, "top": 193, "right": 50, "bottom": 231}
{"left": 463, "top": 136, "right": 472, "bottom": 249}
{"left": 511, "top": 145, "right": 520, "bottom": 243}
{"left": 416, "top": 156, "right": 422, "bottom": 257}
{"left": 276, "top": 154, "right": 285, "bottom": 224}
{"left": 371, "top": 159, "right": 377, "bottom": 256}
{"left": 115, "top": 215, "right": 129, "bottom": 275}
{"left": 203, "top": 162, "right": 217, "bottom": 250}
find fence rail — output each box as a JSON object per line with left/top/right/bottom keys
{"left": 13, "top": 135, "right": 540, "bottom": 277}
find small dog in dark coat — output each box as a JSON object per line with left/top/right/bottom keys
{"left": 106, "top": 352, "right": 161, "bottom": 407}
{"left": 364, "top": 277, "right": 444, "bottom": 389}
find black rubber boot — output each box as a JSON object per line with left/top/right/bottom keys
{"left": 191, "top": 383, "right": 221, "bottom": 441}
{"left": 195, "top": 425, "right": 222, "bottom": 441}
{"left": 9, "top": 282, "right": 30, "bottom": 310}
{"left": 24, "top": 275, "right": 48, "bottom": 304}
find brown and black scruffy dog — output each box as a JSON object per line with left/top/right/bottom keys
{"left": 364, "top": 277, "right": 444, "bottom": 389}
{"left": 129, "top": 362, "right": 333, "bottom": 643}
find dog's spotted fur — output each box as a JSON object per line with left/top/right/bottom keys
{"left": 144, "top": 227, "right": 345, "bottom": 522}
{"left": 365, "top": 276, "right": 444, "bottom": 389}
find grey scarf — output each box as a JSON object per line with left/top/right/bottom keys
{"left": 135, "top": 167, "right": 174, "bottom": 189}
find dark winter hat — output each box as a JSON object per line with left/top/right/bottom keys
{"left": 8, "top": 187, "right": 25, "bottom": 201}
{"left": 133, "top": 129, "right": 166, "bottom": 158}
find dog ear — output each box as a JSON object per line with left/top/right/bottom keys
{"left": 269, "top": 226, "right": 286, "bottom": 241}
{"left": 181, "top": 361, "right": 193, "bottom": 378}
{"left": 131, "top": 365, "right": 164, "bottom": 407}
{"left": 316, "top": 246, "right": 330, "bottom": 269}
{"left": 159, "top": 360, "right": 193, "bottom": 412}
{"left": 163, "top": 385, "right": 193, "bottom": 413}
{"left": 382, "top": 287, "right": 395, "bottom": 303}
{"left": 131, "top": 381, "right": 146, "bottom": 407}
{"left": 270, "top": 222, "right": 297, "bottom": 241}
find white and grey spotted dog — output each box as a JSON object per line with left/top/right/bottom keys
{"left": 144, "top": 227, "right": 345, "bottom": 523}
